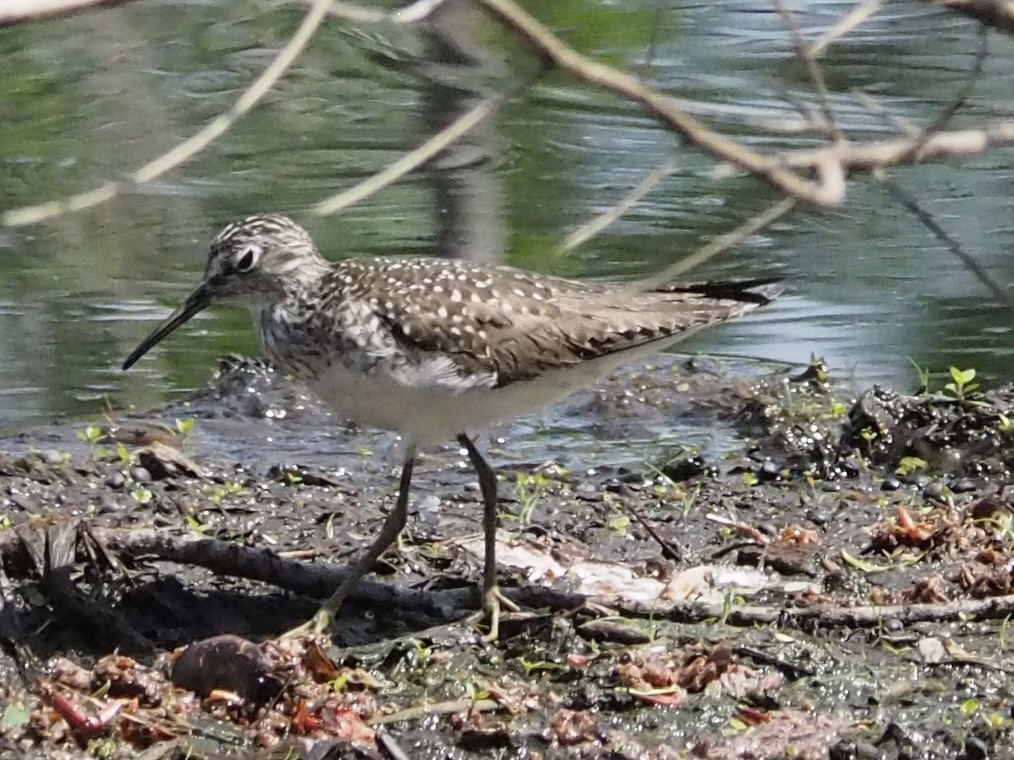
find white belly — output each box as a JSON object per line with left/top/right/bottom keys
{"left": 305, "top": 331, "right": 696, "bottom": 449}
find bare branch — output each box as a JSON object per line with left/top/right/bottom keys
{"left": 771, "top": 0, "right": 843, "bottom": 143}
{"left": 321, "top": 0, "right": 449, "bottom": 24}
{"left": 639, "top": 198, "right": 797, "bottom": 289}
{"left": 2, "top": 0, "right": 334, "bottom": 228}
{"left": 0, "top": 0, "right": 133, "bottom": 26}
{"left": 561, "top": 156, "right": 680, "bottom": 252}
{"left": 472, "top": 0, "right": 843, "bottom": 206}
{"left": 310, "top": 74, "right": 537, "bottom": 217}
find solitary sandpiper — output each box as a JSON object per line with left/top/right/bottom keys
{"left": 123, "top": 214, "right": 782, "bottom": 640}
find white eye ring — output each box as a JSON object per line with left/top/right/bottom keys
{"left": 233, "top": 243, "right": 261, "bottom": 272}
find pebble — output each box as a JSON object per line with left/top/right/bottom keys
{"left": 883, "top": 618, "right": 904, "bottom": 633}
{"left": 97, "top": 495, "right": 126, "bottom": 513}
{"left": 881, "top": 477, "right": 901, "bottom": 492}
{"left": 39, "top": 449, "right": 64, "bottom": 465}
{"left": 950, "top": 478, "right": 977, "bottom": 494}
{"left": 105, "top": 472, "right": 126, "bottom": 490}
{"left": 808, "top": 510, "right": 831, "bottom": 526}
{"left": 922, "top": 481, "right": 945, "bottom": 501}
{"left": 130, "top": 466, "right": 152, "bottom": 484}
{"left": 759, "top": 460, "right": 780, "bottom": 480}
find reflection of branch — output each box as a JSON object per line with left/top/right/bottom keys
{"left": 2, "top": 0, "right": 334, "bottom": 228}
{"left": 311, "top": 74, "right": 536, "bottom": 217}
{"left": 473, "top": 0, "right": 845, "bottom": 207}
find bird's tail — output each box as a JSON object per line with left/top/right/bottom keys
{"left": 654, "top": 277, "right": 783, "bottom": 305}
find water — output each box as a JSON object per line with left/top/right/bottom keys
{"left": 0, "top": 0, "right": 1011, "bottom": 432}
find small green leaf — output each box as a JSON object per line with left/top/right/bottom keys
{"left": 1, "top": 702, "right": 29, "bottom": 729}
{"left": 959, "top": 698, "right": 978, "bottom": 715}
{"left": 608, "top": 514, "right": 630, "bottom": 532}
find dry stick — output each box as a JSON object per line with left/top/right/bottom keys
{"left": 311, "top": 73, "right": 537, "bottom": 217}
{"left": 326, "top": 0, "right": 448, "bottom": 24}
{"left": 880, "top": 179, "right": 1014, "bottom": 310}
{"left": 7, "top": 525, "right": 1012, "bottom": 633}
{"left": 771, "top": 0, "right": 844, "bottom": 144}
{"left": 561, "top": 156, "right": 680, "bottom": 252}
{"left": 2, "top": 0, "right": 335, "bottom": 228}
{"left": 0, "top": 0, "right": 132, "bottom": 25}
{"left": 369, "top": 698, "right": 500, "bottom": 725}
{"left": 471, "top": 0, "right": 845, "bottom": 207}
{"left": 775, "top": 121, "right": 1014, "bottom": 171}
{"left": 638, "top": 198, "right": 797, "bottom": 289}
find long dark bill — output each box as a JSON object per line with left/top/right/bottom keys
{"left": 122, "top": 284, "right": 213, "bottom": 370}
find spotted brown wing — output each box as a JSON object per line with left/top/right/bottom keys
{"left": 322, "top": 257, "right": 780, "bottom": 386}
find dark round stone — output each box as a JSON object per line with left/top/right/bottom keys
{"left": 809, "top": 511, "right": 831, "bottom": 526}
{"left": 104, "top": 472, "right": 126, "bottom": 490}
{"left": 923, "top": 481, "right": 945, "bottom": 501}
{"left": 950, "top": 478, "right": 977, "bottom": 494}
{"left": 883, "top": 617, "right": 903, "bottom": 633}
{"left": 759, "top": 460, "right": 780, "bottom": 480}
{"left": 881, "top": 477, "right": 901, "bottom": 492}
{"left": 130, "top": 466, "right": 152, "bottom": 484}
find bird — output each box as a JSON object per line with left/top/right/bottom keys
{"left": 122, "top": 214, "right": 782, "bottom": 641}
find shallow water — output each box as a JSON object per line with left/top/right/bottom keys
{"left": 0, "top": 0, "right": 1011, "bottom": 438}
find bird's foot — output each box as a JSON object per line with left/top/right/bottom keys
{"left": 469, "top": 585, "right": 520, "bottom": 643}
{"left": 279, "top": 607, "right": 333, "bottom": 640}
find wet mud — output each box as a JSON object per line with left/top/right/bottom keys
{"left": 0, "top": 356, "right": 1011, "bottom": 759}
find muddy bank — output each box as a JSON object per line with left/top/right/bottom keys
{"left": 0, "top": 356, "right": 1011, "bottom": 759}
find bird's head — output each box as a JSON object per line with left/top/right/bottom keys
{"left": 122, "top": 214, "right": 327, "bottom": 369}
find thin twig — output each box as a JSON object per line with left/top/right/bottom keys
{"left": 368, "top": 698, "right": 499, "bottom": 725}
{"left": 638, "top": 198, "right": 797, "bottom": 288}
{"left": 561, "top": 156, "right": 680, "bottom": 252}
{"left": 326, "top": 0, "right": 449, "bottom": 24}
{"left": 771, "top": 0, "right": 843, "bottom": 143}
{"left": 879, "top": 178, "right": 1014, "bottom": 311}
{"left": 907, "top": 24, "right": 988, "bottom": 161}
{"left": 810, "top": 0, "right": 885, "bottom": 57}
{"left": 0, "top": 0, "right": 132, "bottom": 25}
{"left": 3, "top": 0, "right": 334, "bottom": 228}
{"left": 311, "top": 73, "right": 539, "bottom": 217}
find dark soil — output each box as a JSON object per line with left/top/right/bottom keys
{"left": 0, "top": 356, "right": 1011, "bottom": 760}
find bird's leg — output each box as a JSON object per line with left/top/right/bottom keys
{"left": 281, "top": 453, "right": 415, "bottom": 639}
{"left": 457, "top": 433, "right": 518, "bottom": 642}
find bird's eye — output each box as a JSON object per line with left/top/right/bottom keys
{"left": 233, "top": 243, "right": 261, "bottom": 273}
